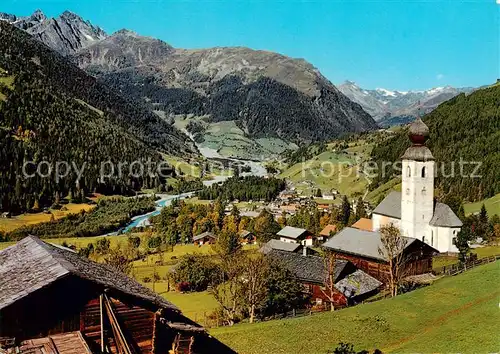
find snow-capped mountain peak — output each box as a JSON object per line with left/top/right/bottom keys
{"left": 375, "top": 88, "right": 397, "bottom": 97}
{"left": 338, "top": 81, "right": 475, "bottom": 124}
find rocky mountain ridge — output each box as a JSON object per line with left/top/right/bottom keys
{"left": 0, "top": 10, "right": 107, "bottom": 55}
{"left": 338, "top": 80, "right": 474, "bottom": 125}
{"left": 2, "top": 10, "right": 378, "bottom": 153}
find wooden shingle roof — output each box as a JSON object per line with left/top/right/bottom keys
{"left": 265, "top": 250, "right": 382, "bottom": 297}
{"left": 193, "top": 231, "right": 217, "bottom": 242}
{"left": 0, "top": 236, "right": 178, "bottom": 311}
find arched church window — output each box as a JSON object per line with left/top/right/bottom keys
{"left": 431, "top": 230, "right": 434, "bottom": 245}
{"left": 421, "top": 166, "right": 426, "bottom": 178}
{"left": 406, "top": 188, "right": 410, "bottom": 195}
{"left": 407, "top": 166, "right": 411, "bottom": 177}
{"left": 422, "top": 187, "right": 426, "bottom": 196}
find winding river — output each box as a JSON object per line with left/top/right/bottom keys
{"left": 116, "top": 145, "right": 266, "bottom": 234}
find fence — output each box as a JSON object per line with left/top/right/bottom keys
{"left": 433, "top": 254, "right": 500, "bottom": 276}
{"left": 180, "top": 304, "right": 338, "bottom": 328}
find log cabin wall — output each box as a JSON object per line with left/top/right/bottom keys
{"left": 81, "top": 298, "right": 155, "bottom": 353}
{"left": 305, "top": 282, "right": 347, "bottom": 307}
{"left": 333, "top": 252, "right": 390, "bottom": 282}
{"left": 0, "top": 275, "right": 157, "bottom": 353}
{"left": 0, "top": 276, "right": 94, "bottom": 340}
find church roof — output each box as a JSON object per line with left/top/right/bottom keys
{"left": 401, "top": 145, "right": 434, "bottom": 161}
{"left": 372, "top": 191, "right": 402, "bottom": 218}
{"left": 430, "top": 203, "right": 463, "bottom": 227}
{"left": 372, "top": 191, "right": 462, "bottom": 228}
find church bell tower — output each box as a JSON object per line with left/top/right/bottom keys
{"left": 400, "top": 118, "right": 435, "bottom": 241}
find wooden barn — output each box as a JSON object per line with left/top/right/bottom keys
{"left": 322, "top": 227, "right": 438, "bottom": 283}
{"left": 0, "top": 236, "right": 235, "bottom": 354}
{"left": 239, "top": 230, "right": 256, "bottom": 245}
{"left": 263, "top": 249, "right": 382, "bottom": 307}
{"left": 193, "top": 232, "right": 217, "bottom": 246}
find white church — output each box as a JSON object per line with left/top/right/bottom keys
{"left": 369, "top": 118, "right": 462, "bottom": 253}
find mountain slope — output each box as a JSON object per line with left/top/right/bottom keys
{"left": 338, "top": 81, "right": 474, "bottom": 125}
{"left": 0, "top": 21, "right": 195, "bottom": 156}
{"left": 369, "top": 84, "right": 500, "bottom": 203}
{"left": 0, "top": 21, "right": 193, "bottom": 213}
{"left": 74, "top": 31, "right": 377, "bottom": 149}
{"left": 2, "top": 10, "right": 378, "bottom": 157}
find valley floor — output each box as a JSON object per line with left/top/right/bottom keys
{"left": 210, "top": 262, "right": 500, "bottom": 354}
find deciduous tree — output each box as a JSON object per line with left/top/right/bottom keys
{"left": 378, "top": 224, "right": 408, "bottom": 297}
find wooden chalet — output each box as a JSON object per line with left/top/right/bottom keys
{"left": 0, "top": 236, "right": 235, "bottom": 354}
{"left": 262, "top": 249, "right": 382, "bottom": 307}
{"left": 238, "top": 230, "right": 256, "bottom": 245}
{"left": 192, "top": 232, "right": 217, "bottom": 246}
{"left": 322, "top": 227, "right": 438, "bottom": 283}
{"left": 319, "top": 225, "right": 337, "bottom": 240}
{"left": 276, "top": 226, "right": 314, "bottom": 246}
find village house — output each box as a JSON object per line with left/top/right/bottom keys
{"left": 277, "top": 226, "right": 315, "bottom": 246}
{"left": 279, "top": 204, "right": 299, "bottom": 215}
{"left": 319, "top": 224, "right": 337, "bottom": 241}
{"left": 260, "top": 239, "right": 303, "bottom": 254}
{"left": 262, "top": 248, "right": 382, "bottom": 307}
{"left": 316, "top": 203, "right": 330, "bottom": 212}
{"left": 0, "top": 236, "right": 234, "bottom": 354}
{"left": 239, "top": 230, "right": 256, "bottom": 245}
{"left": 322, "top": 227, "right": 437, "bottom": 283}
{"left": 278, "top": 190, "right": 297, "bottom": 201}
{"left": 351, "top": 218, "right": 373, "bottom": 232}
{"left": 193, "top": 231, "right": 217, "bottom": 246}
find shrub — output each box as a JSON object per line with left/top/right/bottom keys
{"left": 176, "top": 281, "right": 191, "bottom": 292}
{"left": 171, "top": 254, "right": 217, "bottom": 292}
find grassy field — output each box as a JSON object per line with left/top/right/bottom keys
{"left": 173, "top": 116, "right": 296, "bottom": 159}
{"left": 433, "top": 245, "right": 500, "bottom": 269}
{"left": 163, "top": 291, "right": 219, "bottom": 320}
{"left": 365, "top": 177, "right": 402, "bottom": 205}
{"left": 163, "top": 154, "right": 201, "bottom": 178}
{"left": 464, "top": 193, "right": 500, "bottom": 216}
{"left": 0, "top": 233, "right": 138, "bottom": 251}
{"left": 280, "top": 151, "right": 368, "bottom": 197}
{"left": 211, "top": 261, "right": 500, "bottom": 354}
{"left": 0, "top": 203, "right": 95, "bottom": 233}
{"left": 0, "top": 72, "right": 15, "bottom": 101}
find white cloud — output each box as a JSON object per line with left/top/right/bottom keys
{"left": 436, "top": 73, "right": 444, "bottom": 80}
{"left": 497, "top": 0, "right": 500, "bottom": 5}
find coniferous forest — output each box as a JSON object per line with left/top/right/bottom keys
{"left": 197, "top": 176, "right": 286, "bottom": 202}
{"left": 370, "top": 85, "right": 500, "bottom": 202}
{"left": 0, "top": 22, "right": 193, "bottom": 213}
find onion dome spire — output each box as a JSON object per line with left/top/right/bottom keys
{"left": 401, "top": 109, "right": 434, "bottom": 161}
{"left": 408, "top": 109, "right": 429, "bottom": 145}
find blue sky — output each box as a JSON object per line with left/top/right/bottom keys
{"left": 2, "top": 0, "right": 498, "bottom": 91}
